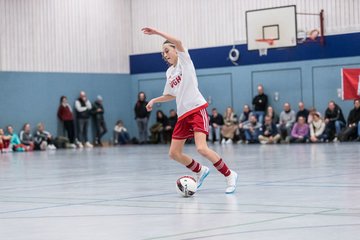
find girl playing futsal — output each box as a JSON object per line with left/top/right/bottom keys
{"left": 142, "top": 27, "right": 238, "bottom": 194}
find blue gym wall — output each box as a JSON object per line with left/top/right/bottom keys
{"left": 130, "top": 32, "right": 360, "bottom": 133}
{"left": 0, "top": 72, "right": 132, "bottom": 143}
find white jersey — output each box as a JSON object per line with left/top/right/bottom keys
{"left": 163, "top": 49, "right": 208, "bottom": 120}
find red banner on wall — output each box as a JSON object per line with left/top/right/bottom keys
{"left": 342, "top": 68, "right": 360, "bottom": 100}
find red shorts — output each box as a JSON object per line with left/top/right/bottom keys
{"left": 172, "top": 108, "right": 209, "bottom": 140}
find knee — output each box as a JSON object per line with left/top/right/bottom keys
{"left": 196, "top": 146, "right": 209, "bottom": 157}
{"left": 169, "top": 149, "right": 181, "bottom": 160}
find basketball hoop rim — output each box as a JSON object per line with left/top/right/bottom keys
{"left": 255, "top": 38, "right": 276, "bottom": 45}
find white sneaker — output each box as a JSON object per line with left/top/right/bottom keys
{"left": 77, "top": 142, "right": 84, "bottom": 148}
{"left": 85, "top": 142, "right": 93, "bottom": 148}
{"left": 47, "top": 144, "right": 57, "bottom": 150}
{"left": 225, "top": 170, "right": 238, "bottom": 194}
{"left": 333, "top": 137, "right": 338, "bottom": 143}
{"left": 226, "top": 139, "right": 233, "bottom": 144}
{"left": 221, "top": 139, "right": 226, "bottom": 144}
{"left": 196, "top": 166, "right": 210, "bottom": 189}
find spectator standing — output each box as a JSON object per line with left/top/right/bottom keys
{"left": 134, "top": 92, "right": 150, "bottom": 144}
{"left": 75, "top": 91, "right": 93, "bottom": 148}
{"left": 252, "top": 84, "right": 268, "bottom": 124}
{"left": 92, "top": 95, "right": 107, "bottom": 146}
{"left": 57, "top": 96, "right": 76, "bottom": 148}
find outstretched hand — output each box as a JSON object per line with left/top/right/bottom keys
{"left": 141, "top": 27, "right": 158, "bottom": 35}
{"left": 146, "top": 100, "right": 154, "bottom": 112}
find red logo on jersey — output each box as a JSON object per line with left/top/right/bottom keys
{"left": 169, "top": 74, "right": 182, "bottom": 88}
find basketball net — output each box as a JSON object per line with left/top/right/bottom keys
{"left": 255, "top": 39, "right": 274, "bottom": 56}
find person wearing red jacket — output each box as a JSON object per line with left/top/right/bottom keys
{"left": 57, "top": 96, "right": 76, "bottom": 148}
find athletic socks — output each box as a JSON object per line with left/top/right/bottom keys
{"left": 186, "top": 159, "right": 202, "bottom": 173}
{"left": 213, "top": 159, "right": 231, "bottom": 177}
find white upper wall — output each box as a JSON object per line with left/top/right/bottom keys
{"left": 0, "top": 0, "right": 359, "bottom": 73}
{"left": 131, "top": 0, "right": 360, "bottom": 54}
{"left": 0, "top": 0, "right": 131, "bottom": 73}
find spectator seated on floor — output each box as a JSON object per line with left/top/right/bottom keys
{"left": 150, "top": 110, "right": 171, "bottom": 144}
{"left": 221, "top": 107, "right": 238, "bottom": 144}
{"left": 258, "top": 115, "right": 281, "bottom": 144}
{"left": 208, "top": 108, "right": 224, "bottom": 143}
{"left": 266, "top": 106, "right": 279, "bottom": 125}
{"left": 238, "top": 104, "right": 253, "bottom": 142}
{"left": 307, "top": 108, "right": 321, "bottom": 124}
{"left": 114, "top": 120, "right": 130, "bottom": 145}
{"left": 0, "top": 128, "right": 11, "bottom": 153}
{"left": 6, "top": 125, "right": 27, "bottom": 152}
{"left": 309, "top": 112, "right": 327, "bottom": 143}
{"left": 324, "top": 101, "right": 346, "bottom": 141}
{"left": 278, "top": 103, "right": 296, "bottom": 141}
{"left": 243, "top": 115, "right": 262, "bottom": 144}
{"left": 34, "top": 123, "right": 57, "bottom": 151}
{"left": 338, "top": 99, "right": 360, "bottom": 142}
{"left": 290, "top": 116, "right": 309, "bottom": 143}
{"left": 19, "top": 123, "right": 35, "bottom": 151}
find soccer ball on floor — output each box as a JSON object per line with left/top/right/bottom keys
{"left": 176, "top": 176, "right": 197, "bottom": 197}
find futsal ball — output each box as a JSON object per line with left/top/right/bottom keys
{"left": 176, "top": 176, "right": 197, "bottom": 197}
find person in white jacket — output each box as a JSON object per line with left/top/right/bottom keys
{"left": 309, "top": 112, "right": 327, "bottom": 143}
{"left": 75, "top": 91, "right": 93, "bottom": 148}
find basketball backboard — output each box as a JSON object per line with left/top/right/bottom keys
{"left": 246, "top": 5, "right": 297, "bottom": 51}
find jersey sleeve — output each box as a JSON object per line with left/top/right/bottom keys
{"left": 177, "top": 48, "right": 192, "bottom": 66}
{"left": 163, "top": 81, "right": 171, "bottom": 95}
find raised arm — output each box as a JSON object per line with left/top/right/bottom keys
{"left": 146, "top": 95, "right": 176, "bottom": 112}
{"left": 141, "top": 27, "right": 185, "bottom": 52}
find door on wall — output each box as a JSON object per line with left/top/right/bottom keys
{"left": 252, "top": 68, "right": 302, "bottom": 115}
{"left": 197, "top": 73, "right": 233, "bottom": 115}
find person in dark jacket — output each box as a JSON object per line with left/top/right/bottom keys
{"left": 338, "top": 99, "right": 360, "bottom": 142}
{"left": 150, "top": 110, "right": 171, "bottom": 144}
{"left": 57, "top": 96, "right": 76, "bottom": 148}
{"left": 75, "top": 91, "right": 93, "bottom": 148}
{"left": 324, "top": 101, "right": 346, "bottom": 141}
{"left": 258, "top": 115, "right": 281, "bottom": 144}
{"left": 209, "top": 108, "right": 224, "bottom": 143}
{"left": 134, "top": 92, "right": 150, "bottom": 144}
{"left": 19, "top": 123, "right": 34, "bottom": 151}
{"left": 168, "top": 109, "right": 178, "bottom": 138}
{"left": 92, "top": 95, "right": 107, "bottom": 146}
{"left": 252, "top": 84, "right": 268, "bottom": 124}
{"left": 296, "top": 101, "right": 310, "bottom": 122}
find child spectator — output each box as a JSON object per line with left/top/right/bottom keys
{"left": 258, "top": 115, "right": 281, "bottom": 144}
{"left": 0, "top": 128, "right": 11, "bottom": 153}
{"left": 57, "top": 96, "right": 77, "bottom": 148}
{"left": 114, "top": 120, "right": 130, "bottom": 145}
{"left": 7, "top": 125, "right": 27, "bottom": 152}
{"left": 309, "top": 112, "right": 327, "bottom": 143}
{"left": 34, "top": 123, "right": 56, "bottom": 150}
{"left": 221, "top": 107, "right": 238, "bottom": 144}
{"left": 19, "top": 123, "right": 35, "bottom": 151}
{"left": 209, "top": 108, "right": 224, "bottom": 143}
{"left": 290, "top": 116, "right": 309, "bottom": 143}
